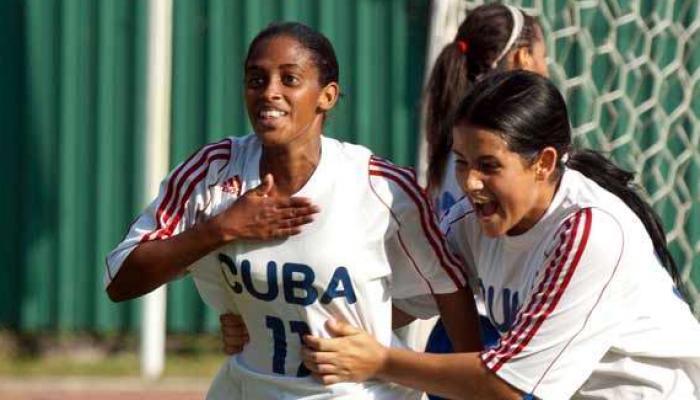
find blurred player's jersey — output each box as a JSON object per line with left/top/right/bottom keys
{"left": 431, "top": 153, "right": 464, "bottom": 219}
{"left": 106, "top": 134, "right": 465, "bottom": 399}
{"left": 442, "top": 168, "right": 700, "bottom": 399}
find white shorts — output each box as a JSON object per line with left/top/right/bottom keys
{"left": 206, "top": 354, "right": 421, "bottom": 400}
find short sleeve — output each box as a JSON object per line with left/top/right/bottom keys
{"left": 104, "top": 138, "right": 233, "bottom": 288}
{"left": 368, "top": 156, "right": 467, "bottom": 307}
{"left": 480, "top": 208, "right": 628, "bottom": 399}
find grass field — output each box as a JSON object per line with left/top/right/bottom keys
{"left": 0, "top": 331, "right": 226, "bottom": 377}
{"left": 0, "top": 331, "right": 226, "bottom": 398}
{"left": 0, "top": 351, "right": 224, "bottom": 377}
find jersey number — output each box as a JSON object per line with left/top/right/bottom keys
{"left": 265, "top": 315, "right": 311, "bottom": 377}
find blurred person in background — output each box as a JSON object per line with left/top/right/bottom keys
{"left": 421, "top": 5, "right": 549, "bottom": 391}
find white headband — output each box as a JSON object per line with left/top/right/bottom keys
{"left": 491, "top": 5, "right": 525, "bottom": 69}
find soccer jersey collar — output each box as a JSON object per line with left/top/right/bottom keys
{"left": 247, "top": 135, "right": 334, "bottom": 198}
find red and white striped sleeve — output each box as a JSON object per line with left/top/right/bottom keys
{"left": 368, "top": 156, "right": 468, "bottom": 304}
{"left": 104, "top": 138, "right": 233, "bottom": 287}
{"left": 481, "top": 208, "right": 629, "bottom": 399}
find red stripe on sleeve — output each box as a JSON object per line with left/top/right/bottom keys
{"left": 369, "top": 166, "right": 465, "bottom": 288}
{"left": 141, "top": 147, "right": 231, "bottom": 243}
{"left": 483, "top": 209, "right": 592, "bottom": 371}
{"left": 143, "top": 140, "right": 231, "bottom": 242}
{"left": 152, "top": 153, "right": 230, "bottom": 240}
{"left": 370, "top": 157, "right": 466, "bottom": 279}
{"left": 371, "top": 158, "right": 465, "bottom": 271}
{"left": 156, "top": 141, "right": 231, "bottom": 231}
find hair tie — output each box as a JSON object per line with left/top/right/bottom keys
{"left": 561, "top": 152, "right": 570, "bottom": 164}
{"left": 491, "top": 5, "right": 525, "bottom": 69}
{"left": 456, "top": 39, "right": 469, "bottom": 54}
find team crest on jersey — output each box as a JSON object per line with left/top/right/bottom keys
{"left": 220, "top": 175, "right": 241, "bottom": 195}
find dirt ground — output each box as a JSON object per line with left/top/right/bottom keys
{"left": 0, "top": 377, "right": 209, "bottom": 400}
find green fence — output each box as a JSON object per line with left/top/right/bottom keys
{"left": 1, "top": 0, "right": 429, "bottom": 333}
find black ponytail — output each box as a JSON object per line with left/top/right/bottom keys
{"left": 566, "top": 150, "right": 682, "bottom": 288}
{"left": 425, "top": 42, "right": 470, "bottom": 191}
{"left": 424, "top": 4, "right": 543, "bottom": 192}
{"left": 454, "top": 70, "right": 683, "bottom": 292}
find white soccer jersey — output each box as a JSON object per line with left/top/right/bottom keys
{"left": 441, "top": 168, "right": 700, "bottom": 399}
{"left": 431, "top": 153, "right": 465, "bottom": 218}
{"left": 106, "top": 134, "right": 465, "bottom": 399}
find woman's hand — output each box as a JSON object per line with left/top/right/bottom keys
{"left": 211, "top": 174, "right": 320, "bottom": 242}
{"left": 220, "top": 313, "right": 249, "bottom": 355}
{"left": 302, "top": 319, "right": 389, "bottom": 385}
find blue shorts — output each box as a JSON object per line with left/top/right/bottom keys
{"left": 424, "top": 316, "right": 500, "bottom": 400}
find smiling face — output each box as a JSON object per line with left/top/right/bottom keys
{"left": 452, "top": 122, "right": 553, "bottom": 237}
{"left": 244, "top": 35, "right": 338, "bottom": 147}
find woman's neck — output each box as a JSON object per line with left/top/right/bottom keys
{"left": 507, "top": 175, "right": 561, "bottom": 236}
{"left": 259, "top": 133, "right": 322, "bottom": 197}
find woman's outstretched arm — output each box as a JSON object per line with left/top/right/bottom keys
{"left": 303, "top": 320, "right": 522, "bottom": 400}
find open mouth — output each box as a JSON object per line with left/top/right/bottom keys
{"left": 472, "top": 198, "right": 499, "bottom": 218}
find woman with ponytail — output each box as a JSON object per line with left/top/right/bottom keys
{"left": 426, "top": 3, "right": 547, "bottom": 214}
{"left": 302, "top": 71, "right": 700, "bottom": 399}
{"left": 420, "top": 3, "right": 550, "bottom": 369}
